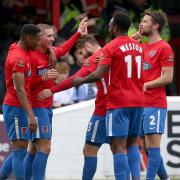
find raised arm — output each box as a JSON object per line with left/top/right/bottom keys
{"left": 54, "top": 17, "right": 88, "bottom": 58}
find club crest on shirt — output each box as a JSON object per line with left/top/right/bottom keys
{"left": 21, "top": 127, "right": 28, "bottom": 135}
{"left": 167, "top": 54, "right": 173, "bottom": 62}
{"left": 149, "top": 50, "right": 156, "bottom": 57}
{"left": 17, "top": 59, "right": 25, "bottom": 67}
{"left": 143, "top": 61, "right": 152, "bottom": 70}
{"left": 41, "top": 126, "right": 48, "bottom": 134}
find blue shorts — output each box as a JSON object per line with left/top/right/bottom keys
{"left": 85, "top": 115, "right": 108, "bottom": 146}
{"left": 2, "top": 105, "right": 29, "bottom": 141}
{"left": 106, "top": 108, "right": 143, "bottom": 137}
{"left": 142, "top": 108, "right": 167, "bottom": 135}
{"left": 30, "top": 108, "right": 53, "bottom": 141}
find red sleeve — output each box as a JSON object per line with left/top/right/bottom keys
{"left": 160, "top": 46, "right": 174, "bottom": 67}
{"left": 12, "top": 57, "right": 26, "bottom": 73}
{"left": 99, "top": 48, "right": 112, "bottom": 66}
{"left": 51, "top": 69, "right": 90, "bottom": 93}
{"left": 54, "top": 32, "right": 81, "bottom": 58}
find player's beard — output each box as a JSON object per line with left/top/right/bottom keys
{"left": 140, "top": 28, "right": 153, "bottom": 36}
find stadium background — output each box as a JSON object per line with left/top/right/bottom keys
{"left": 0, "top": 0, "right": 180, "bottom": 179}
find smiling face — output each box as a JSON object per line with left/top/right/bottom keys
{"left": 40, "top": 28, "right": 55, "bottom": 49}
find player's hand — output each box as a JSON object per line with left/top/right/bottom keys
{"left": 94, "top": 52, "right": 105, "bottom": 64}
{"left": 38, "top": 89, "right": 53, "bottom": 100}
{"left": 77, "top": 17, "right": 88, "bottom": 35}
{"left": 72, "top": 77, "right": 84, "bottom": 87}
{"left": 28, "top": 115, "right": 38, "bottom": 133}
{"left": 131, "top": 31, "right": 142, "bottom": 41}
{"left": 42, "top": 69, "right": 58, "bottom": 81}
{"left": 143, "top": 83, "right": 148, "bottom": 92}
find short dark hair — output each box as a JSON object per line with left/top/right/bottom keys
{"left": 112, "top": 11, "right": 131, "bottom": 33}
{"left": 76, "top": 35, "right": 99, "bottom": 48}
{"left": 20, "top": 24, "right": 41, "bottom": 38}
{"left": 142, "top": 9, "right": 168, "bottom": 33}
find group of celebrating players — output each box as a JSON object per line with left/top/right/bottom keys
{"left": 0, "top": 8, "right": 174, "bottom": 180}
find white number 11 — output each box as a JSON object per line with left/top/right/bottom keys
{"left": 125, "top": 55, "right": 141, "bottom": 79}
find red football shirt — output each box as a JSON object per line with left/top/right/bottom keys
{"left": 142, "top": 40, "right": 174, "bottom": 108}
{"left": 82, "top": 49, "right": 109, "bottom": 115}
{"left": 100, "top": 36, "right": 144, "bottom": 109}
{"left": 30, "top": 32, "right": 80, "bottom": 108}
{"left": 51, "top": 49, "right": 109, "bottom": 116}
{"left": 30, "top": 50, "right": 54, "bottom": 108}
{"left": 3, "top": 43, "right": 31, "bottom": 106}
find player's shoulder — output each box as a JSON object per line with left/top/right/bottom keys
{"left": 157, "top": 40, "right": 173, "bottom": 53}
{"left": 6, "top": 43, "right": 27, "bottom": 63}
{"left": 158, "top": 39, "right": 170, "bottom": 46}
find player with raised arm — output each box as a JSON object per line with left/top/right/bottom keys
{"left": 138, "top": 9, "right": 174, "bottom": 180}
{"left": 73, "top": 12, "right": 144, "bottom": 180}
{"left": 24, "top": 18, "right": 88, "bottom": 180}
{"left": 0, "top": 19, "right": 87, "bottom": 180}
{"left": 0, "top": 24, "right": 41, "bottom": 180}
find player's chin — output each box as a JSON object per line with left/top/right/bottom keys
{"left": 48, "top": 42, "right": 53, "bottom": 47}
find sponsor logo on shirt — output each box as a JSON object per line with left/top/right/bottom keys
{"left": 143, "top": 61, "right": 152, "bottom": 70}
{"left": 149, "top": 50, "right": 156, "bottom": 57}
{"left": 36, "top": 65, "right": 52, "bottom": 76}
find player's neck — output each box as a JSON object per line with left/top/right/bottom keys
{"left": 94, "top": 45, "right": 101, "bottom": 53}
{"left": 148, "top": 33, "right": 162, "bottom": 44}
{"left": 38, "top": 46, "right": 47, "bottom": 54}
{"left": 18, "top": 40, "right": 28, "bottom": 51}
{"left": 115, "top": 32, "right": 127, "bottom": 38}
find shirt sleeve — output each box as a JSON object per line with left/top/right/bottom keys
{"left": 12, "top": 56, "right": 26, "bottom": 74}
{"left": 160, "top": 46, "right": 174, "bottom": 67}
{"left": 54, "top": 31, "right": 81, "bottom": 58}
{"left": 51, "top": 68, "right": 90, "bottom": 93}
{"left": 99, "top": 46, "right": 113, "bottom": 66}
{"left": 81, "top": 57, "right": 97, "bottom": 73}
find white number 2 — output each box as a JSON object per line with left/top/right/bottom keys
{"left": 150, "top": 115, "right": 156, "bottom": 126}
{"left": 125, "top": 55, "right": 141, "bottom": 78}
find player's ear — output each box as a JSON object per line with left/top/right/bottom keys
{"left": 113, "top": 25, "right": 118, "bottom": 33}
{"left": 26, "top": 35, "right": 31, "bottom": 44}
{"left": 152, "top": 23, "right": 159, "bottom": 31}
